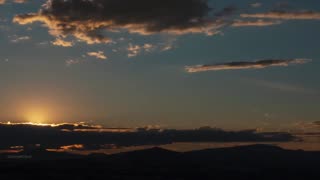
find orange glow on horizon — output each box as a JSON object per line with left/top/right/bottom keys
{"left": 0, "top": 121, "right": 101, "bottom": 128}
{"left": 23, "top": 108, "right": 51, "bottom": 124}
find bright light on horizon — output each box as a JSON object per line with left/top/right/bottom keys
{"left": 24, "top": 109, "right": 50, "bottom": 124}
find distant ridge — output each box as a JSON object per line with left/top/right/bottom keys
{"left": 0, "top": 144, "right": 319, "bottom": 179}
{"left": 186, "top": 144, "right": 285, "bottom": 154}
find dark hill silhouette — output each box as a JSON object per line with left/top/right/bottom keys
{"left": 0, "top": 144, "right": 319, "bottom": 179}
{"left": 109, "top": 147, "right": 184, "bottom": 167}
{"left": 114, "top": 147, "right": 180, "bottom": 159}
{"left": 0, "top": 148, "right": 82, "bottom": 161}
{"left": 184, "top": 144, "right": 319, "bottom": 169}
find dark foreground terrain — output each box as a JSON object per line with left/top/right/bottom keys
{"left": 0, "top": 144, "right": 319, "bottom": 180}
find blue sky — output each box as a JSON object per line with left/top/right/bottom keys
{"left": 0, "top": 0, "right": 319, "bottom": 131}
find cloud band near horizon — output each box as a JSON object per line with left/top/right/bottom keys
{"left": 0, "top": 122, "right": 296, "bottom": 151}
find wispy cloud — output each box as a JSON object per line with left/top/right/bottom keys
{"left": 13, "top": 0, "right": 28, "bottom": 3}
{"left": 251, "top": 2, "right": 262, "bottom": 8}
{"left": 52, "top": 38, "right": 73, "bottom": 47}
{"left": 10, "top": 35, "right": 31, "bottom": 43}
{"left": 0, "top": 0, "right": 29, "bottom": 4}
{"left": 293, "top": 121, "right": 320, "bottom": 132}
{"left": 232, "top": 19, "right": 282, "bottom": 27}
{"left": 127, "top": 44, "right": 144, "bottom": 58}
{"left": 87, "top": 51, "right": 107, "bottom": 60}
{"left": 241, "top": 11, "right": 320, "bottom": 20}
{"left": 127, "top": 43, "right": 155, "bottom": 57}
{"left": 251, "top": 79, "right": 317, "bottom": 94}
{"left": 126, "top": 39, "right": 176, "bottom": 58}
{"left": 185, "top": 59, "right": 311, "bottom": 73}
{"left": 65, "top": 59, "right": 81, "bottom": 66}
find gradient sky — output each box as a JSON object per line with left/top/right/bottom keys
{"left": 0, "top": 0, "right": 319, "bottom": 130}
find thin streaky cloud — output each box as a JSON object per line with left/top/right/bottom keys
{"left": 241, "top": 11, "right": 320, "bottom": 20}
{"left": 251, "top": 79, "right": 318, "bottom": 94}
{"left": 87, "top": 51, "right": 107, "bottom": 60}
{"left": 13, "top": 0, "right": 28, "bottom": 3}
{"left": 251, "top": 3, "right": 262, "bottom": 8}
{"left": 0, "top": 0, "right": 29, "bottom": 4}
{"left": 232, "top": 19, "right": 282, "bottom": 27}
{"left": 10, "top": 35, "right": 31, "bottom": 43}
{"left": 185, "top": 59, "right": 311, "bottom": 73}
{"left": 65, "top": 59, "right": 81, "bottom": 66}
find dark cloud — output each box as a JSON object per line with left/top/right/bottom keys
{"left": 313, "top": 121, "right": 320, "bottom": 126}
{"left": 0, "top": 122, "right": 104, "bottom": 132}
{"left": 12, "top": 0, "right": 320, "bottom": 49}
{"left": 13, "top": 0, "right": 235, "bottom": 45}
{"left": 0, "top": 123, "right": 296, "bottom": 151}
{"left": 186, "top": 58, "right": 311, "bottom": 73}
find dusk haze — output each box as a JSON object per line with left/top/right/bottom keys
{"left": 0, "top": 0, "right": 319, "bottom": 179}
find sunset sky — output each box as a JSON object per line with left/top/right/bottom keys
{"left": 0, "top": 0, "right": 319, "bottom": 131}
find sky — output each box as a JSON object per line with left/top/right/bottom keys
{"left": 0, "top": 0, "right": 320, "bottom": 131}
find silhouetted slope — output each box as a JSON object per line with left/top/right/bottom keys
{"left": 184, "top": 144, "right": 320, "bottom": 168}
{"left": 112, "top": 147, "right": 180, "bottom": 160}
{"left": 0, "top": 148, "right": 82, "bottom": 161}
{"left": 108, "top": 147, "right": 184, "bottom": 169}
{"left": 0, "top": 145, "right": 319, "bottom": 180}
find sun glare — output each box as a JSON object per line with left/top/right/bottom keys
{"left": 25, "top": 110, "right": 49, "bottom": 124}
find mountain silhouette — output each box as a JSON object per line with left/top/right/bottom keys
{"left": 1, "top": 147, "right": 82, "bottom": 161}
{"left": 0, "top": 144, "right": 319, "bottom": 179}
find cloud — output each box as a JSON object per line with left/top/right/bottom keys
{"left": 0, "top": 122, "right": 296, "bottom": 151}
{"left": 251, "top": 79, "right": 317, "bottom": 94}
{"left": 87, "top": 51, "right": 107, "bottom": 60}
{"left": 65, "top": 59, "right": 81, "bottom": 66}
{"left": 13, "top": 0, "right": 234, "bottom": 45}
{"left": 52, "top": 38, "right": 73, "bottom": 47}
{"left": 0, "top": 122, "right": 102, "bottom": 130}
{"left": 127, "top": 44, "right": 142, "bottom": 58}
{"left": 232, "top": 19, "right": 282, "bottom": 27}
{"left": 126, "top": 40, "right": 175, "bottom": 57}
{"left": 10, "top": 35, "right": 31, "bottom": 43}
{"left": 60, "top": 144, "right": 85, "bottom": 151}
{"left": 185, "top": 59, "right": 311, "bottom": 73}
{"left": 241, "top": 11, "right": 320, "bottom": 20}
{"left": 293, "top": 121, "right": 320, "bottom": 132}
{"left": 251, "top": 3, "right": 262, "bottom": 8}
{"left": 13, "top": 0, "right": 28, "bottom": 3}
{"left": 127, "top": 43, "right": 155, "bottom": 57}
{"left": 0, "top": 0, "right": 28, "bottom": 4}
